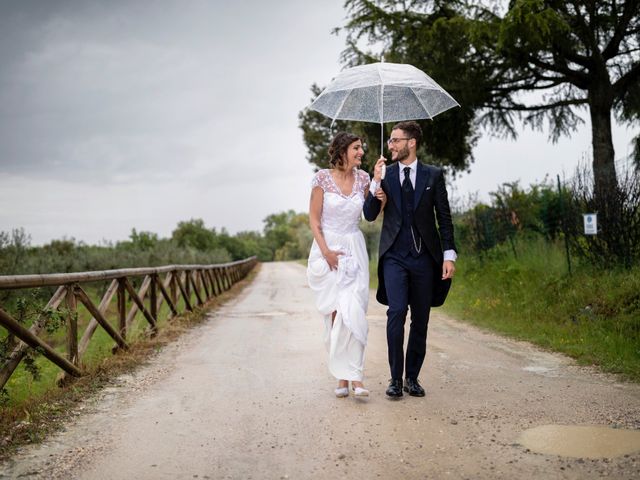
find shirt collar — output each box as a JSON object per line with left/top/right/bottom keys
{"left": 398, "top": 159, "right": 418, "bottom": 172}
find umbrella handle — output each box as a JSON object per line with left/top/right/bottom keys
{"left": 379, "top": 61, "right": 384, "bottom": 159}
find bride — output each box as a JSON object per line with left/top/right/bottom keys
{"left": 307, "top": 132, "right": 385, "bottom": 397}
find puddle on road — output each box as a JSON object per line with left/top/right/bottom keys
{"left": 253, "top": 311, "right": 288, "bottom": 317}
{"left": 522, "top": 365, "right": 563, "bottom": 377}
{"left": 223, "top": 311, "right": 289, "bottom": 318}
{"left": 518, "top": 425, "right": 640, "bottom": 459}
{"left": 523, "top": 365, "right": 553, "bottom": 374}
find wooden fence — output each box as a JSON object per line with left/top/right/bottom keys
{"left": 0, "top": 257, "right": 257, "bottom": 390}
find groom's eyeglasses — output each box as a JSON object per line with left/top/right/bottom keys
{"left": 387, "top": 137, "right": 411, "bottom": 145}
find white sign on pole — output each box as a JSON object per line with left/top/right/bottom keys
{"left": 583, "top": 213, "right": 597, "bottom": 235}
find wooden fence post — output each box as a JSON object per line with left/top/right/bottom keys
{"left": 157, "top": 274, "right": 178, "bottom": 317}
{"left": 122, "top": 278, "right": 157, "bottom": 334}
{"left": 200, "top": 270, "right": 211, "bottom": 300}
{"left": 170, "top": 271, "right": 178, "bottom": 309}
{"left": 66, "top": 284, "right": 79, "bottom": 367}
{"left": 212, "top": 269, "right": 223, "bottom": 295}
{"left": 175, "top": 273, "right": 193, "bottom": 312}
{"left": 206, "top": 270, "right": 217, "bottom": 297}
{"left": 189, "top": 271, "right": 204, "bottom": 306}
{"left": 150, "top": 274, "right": 158, "bottom": 322}
{"left": 118, "top": 278, "right": 127, "bottom": 338}
{"left": 184, "top": 271, "right": 191, "bottom": 302}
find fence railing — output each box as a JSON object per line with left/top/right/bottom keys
{"left": 0, "top": 257, "right": 257, "bottom": 390}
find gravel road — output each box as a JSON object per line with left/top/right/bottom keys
{"left": 1, "top": 261, "right": 639, "bottom": 479}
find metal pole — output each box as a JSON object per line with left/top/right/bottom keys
{"left": 557, "top": 174, "right": 572, "bottom": 276}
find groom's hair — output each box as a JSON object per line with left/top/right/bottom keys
{"left": 392, "top": 121, "right": 422, "bottom": 150}
{"left": 328, "top": 132, "right": 361, "bottom": 170}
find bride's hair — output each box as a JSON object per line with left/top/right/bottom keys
{"left": 328, "top": 132, "right": 361, "bottom": 170}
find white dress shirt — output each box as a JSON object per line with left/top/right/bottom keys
{"left": 369, "top": 161, "right": 457, "bottom": 262}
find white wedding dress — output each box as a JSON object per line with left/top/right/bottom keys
{"left": 307, "top": 168, "right": 370, "bottom": 381}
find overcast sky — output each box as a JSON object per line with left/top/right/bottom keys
{"left": 0, "top": 0, "right": 636, "bottom": 246}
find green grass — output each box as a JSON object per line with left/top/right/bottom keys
{"left": 1, "top": 283, "right": 210, "bottom": 407}
{"left": 441, "top": 238, "right": 640, "bottom": 381}
{"left": 0, "top": 267, "right": 259, "bottom": 458}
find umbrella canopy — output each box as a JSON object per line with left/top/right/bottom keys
{"left": 309, "top": 62, "right": 459, "bottom": 126}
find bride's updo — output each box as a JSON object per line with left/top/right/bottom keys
{"left": 328, "top": 132, "right": 361, "bottom": 170}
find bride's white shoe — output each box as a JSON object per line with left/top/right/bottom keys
{"left": 352, "top": 386, "right": 369, "bottom": 397}
{"left": 334, "top": 387, "right": 349, "bottom": 398}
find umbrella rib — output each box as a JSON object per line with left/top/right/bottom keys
{"left": 377, "top": 63, "right": 384, "bottom": 124}
{"left": 333, "top": 89, "right": 355, "bottom": 122}
{"left": 377, "top": 63, "right": 385, "bottom": 153}
{"left": 409, "top": 87, "right": 434, "bottom": 120}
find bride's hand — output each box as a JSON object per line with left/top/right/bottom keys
{"left": 374, "top": 187, "right": 386, "bottom": 203}
{"left": 323, "top": 250, "right": 343, "bottom": 270}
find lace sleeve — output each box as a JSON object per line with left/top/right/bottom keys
{"left": 311, "top": 170, "right": 323, "bottom": 190}
{"left": 311, "top": 170, "right": 334, "bottom": 192}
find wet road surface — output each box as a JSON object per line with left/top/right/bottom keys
{"left": 1, "top": 262, "right": 639, "bottom": 479}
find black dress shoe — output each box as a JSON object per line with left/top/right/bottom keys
{"left": 404, "top": 378, "right": 425, "bottom": 397}
{"left": 386, "top": 378, "right": 403, "bottom": 398}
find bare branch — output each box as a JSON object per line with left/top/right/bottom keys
{"left": 603, "top": 0, "right": 640, "bottom": 59}
{"left": 614, "top": 47, "right": 640, "bottom": 56}
{"left": 568, "top": 0, "right": 601, "bottom": 55}
{"left": 613, "top": 60, "right": 640, "bottom": 96}
{"left": 490, "top": 97, "right": 588, "bottom": 112}
{"left": 524, "top": 55, "right": 589, "bottom": 88}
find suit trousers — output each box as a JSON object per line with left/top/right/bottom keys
{"left": 382, "top": 250, "right": 435, "bottom": 380}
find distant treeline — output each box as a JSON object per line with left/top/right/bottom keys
{"left": 0, "top": 211, "right": 313, "bottom": 278}
{"left": 2, "top": 161, "right": 637, "bottom": 278}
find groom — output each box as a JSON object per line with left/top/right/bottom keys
{"left": 363, "top": 121, "right": 457, "bottom": 398}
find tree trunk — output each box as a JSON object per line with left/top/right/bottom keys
{"left": 588, "top": 84, "right": 617, "bottom": 195}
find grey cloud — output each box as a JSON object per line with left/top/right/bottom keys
{"left": 0, "top": 0, "right": 351, "bottom": 243}
{"left": 0, "top": 0, "right": 317, "bottom": 182}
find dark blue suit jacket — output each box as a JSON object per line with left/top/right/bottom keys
{"left": 363, "top": 161, "right": 457, "bottom": 306}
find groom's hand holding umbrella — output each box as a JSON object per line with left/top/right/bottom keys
{"left": 372, "top": 157, "right": 386, "bottom": 182}
{"left": 372, "top": 157, "right": 388, "bottom": 204}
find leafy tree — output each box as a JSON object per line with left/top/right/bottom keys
{"left": 0, "top": 228, "right": 31, "bottom": 304}
{"left": 491, "top": 0, "right": 640, "bottom": 196}
{"left": 171, "top": 219, "right": 219, "bottom": 251}
{"left": 39, "top": 238, "right": 79, "bottom": 273}
{"left": 304, "top": 0, "right": 640, "bottom": 196}
{"left": 234, "top": 231, "right": 274, "bottom": 262}
{"left": 128, "top": 229, "right": 159, "bottom": 251}
{"left": 42, "top": 238, "right": 76, "bottom": 256}
{"left": 491, "top": 181, "right": 552, "bottom": 236}
{"left": 455, "top": 179, "right": 565, "bottom": 255}
{"left": 263, "top": 210, "right": 312, "bottom": 260}
{"left": 215, "top": 228, "right": 269, "bottom": 261}
{"left": 0, "top": 228, "right": 31, "bottom": 277}
{"left": 263, "top": 211, "right": 296, "bottom": 254}
{"left": 455, "top": 203, "right": 501, "bottom": 255}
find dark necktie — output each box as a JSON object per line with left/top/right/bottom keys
{"left": 402, "top": 166, "right": 413, "bottom": 222}
{"left": 402, "top": 166, "right": 413, "bottom": 195}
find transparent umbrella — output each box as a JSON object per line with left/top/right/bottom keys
{"left": 309, "top": 62, "right": 459, "bottom": 153}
